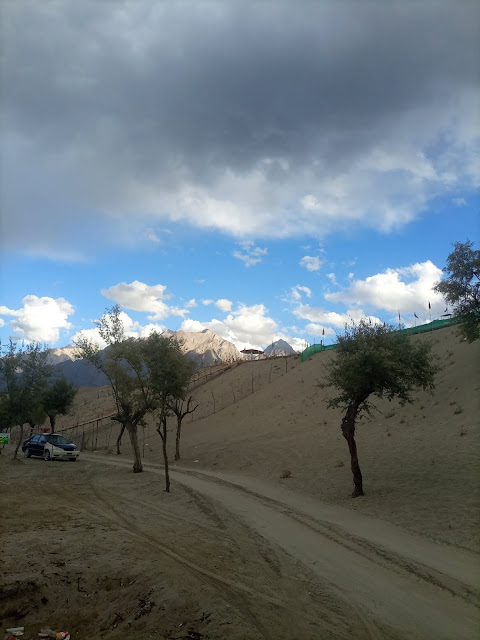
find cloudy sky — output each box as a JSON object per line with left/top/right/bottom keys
{"left": 0, "top": 1, "right": 478, "bottom": 351}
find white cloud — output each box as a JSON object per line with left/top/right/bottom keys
{"left": 327, "top": 272, "right": 338, "bottom": 285}
{"left": 202, "top": 299, "right": 213, "bottom": 306}
{"left": 71, "top": 327, "right": 108, "bottom": 350}
{"left": 71, "top": 311, "right": 164, "bottom": 348}
{"left": 102, "top": 280, "right": 191, "bottom": 320}
{"left": 146, "top": 229, "right": 161, "bottom": 243}
{"left": 452, "top": 197, "right": 466, "bottom": 206}
{"left": 294, "top": 305, "right": 381, "bottom": 329}
{"left": 215, "top": 298, "right": 233, "bottom": 312}
{"left": 0, "top": 295, "right": 74, "bottom": 343}
{"left": 325, "top": 260, "right": 444, "bottom": 315}
{"left": 185, "top": 298, "right": 197, "bottom": 308}
{"left": 2, "top": 4, "right": 478, "bottom": 257}
{"left": 304, "top": 324, "right": 337, "bottom": 337}
{"left": 0, "top": 318, "right": 4, "bottom": 328}
{"left": 181, "top": 303, "right": 277, "bottom": 350}
{"left": 180, "top": 319, "right": 206, "bottom": 333}
{"left": 278, "top": 335, "right": 308, "bottom": 353}
{"left": 296, "top": 286, "right": 312, "bottom": 299}
{"left": 285, "top": 285, "right": 312, "bottom": 303}
{"left": 300, "top": 255, "right": 323, "bottom": 272}
{"left": 181, "top": 304, "right": 308, "bottom": 353}
{"left": 233, "top": 241, "right": 268, "bottom": 267}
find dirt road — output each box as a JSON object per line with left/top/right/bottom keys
{"left": 82, "top": 453, "right": 480, "bottom": 640}
{"left": 2, "top": 452, "right": 479, "bottom": 639}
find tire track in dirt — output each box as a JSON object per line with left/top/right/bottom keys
{"left": 83, "top": 454, "right": 480, "bottom": 639}
{"left": 170, "top": 464, "right": 480, "bottom": 591}
{"left": 86, "top": 476, "right": 362, "bottom": 640}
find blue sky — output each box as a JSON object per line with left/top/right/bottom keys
{"left": 1, "top": 2, "right": 478, "bottom": 352}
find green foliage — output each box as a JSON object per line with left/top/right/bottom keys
{"left": 323, "top": 320, "right": 439, "bottom": 414}
{"left": 143, "top": 332, "right": 195, "bottom": 420}
{"left": 0, "top": 340, "right": 52, "bottom": 427}
{"left": 43, "top": 376, "right": 77, "bottom": 427}
{"left": 0, "top": 393, "right": 14, "bottom": 430}
{"left": 75, "top": 305, "right": 195, "bottom": 478}
{"left": 434, "top": 240, "right": 480, "bottom": 342}
{"left": 75, "top": 306, "right": 154, "bottom": 428}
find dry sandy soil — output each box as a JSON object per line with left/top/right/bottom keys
{"left": 1, "top": 325, "right": 479, "bottom": 639}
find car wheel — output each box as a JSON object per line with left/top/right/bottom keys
{"left": 24, "top": 448, "right": 31, "bottom": 458}
{"left": 44, "top": 449, "right": 51, "bottom": 461}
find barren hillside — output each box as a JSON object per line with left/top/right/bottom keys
{"left": 55, "top": 324, "right": 480, "bottom": 551}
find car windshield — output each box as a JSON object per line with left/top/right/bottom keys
{"left": 45, "top": 435, "right": 71, "bottom": 445}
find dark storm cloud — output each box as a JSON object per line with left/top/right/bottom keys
{"left": 1, "top": 1, "right": 478, "bottom": 255}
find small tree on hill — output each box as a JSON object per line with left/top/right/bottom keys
{"left": 434, "top": 240, "right": 480, "bottom": 342}
{"left": 168, "top": 395, "right": 199, "bottom": 461}
{"left": 144, "top": 333, "right": 195, "bottom": 491}
{"left": 75, "top": 306, "right": 155, "bottom": 473}
{"left": 43, "top": 376, "right": 78, "bottom": 432}
{"left": 322, "top": 321, "right": 439, "bottom": 497}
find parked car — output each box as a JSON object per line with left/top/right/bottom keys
{"left": 22, "top": 433, "right": 80, "bottom": 461}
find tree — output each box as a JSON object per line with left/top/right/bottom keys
{"left": 143, "top": 333, "right": 195, "bottom": 491}
{"left": 434, "top": 240, "right": 480, "bottom": 342}
{"left": 75, "top": 306, "right": 155, "bottom": 473}
{"left": 168, "top": 395, "right": 199, "bottom": 461}
{"left": 0, "top": 341, "right": 52, "bottom": 459}
{"left": 42, "top": 377, "right": 77, "bottom": 432}
{"left": 26, "top": 403, "right": 47, "bottom": 437}
{"left": 322, "top": 321, "right": 438, "bottom": 497}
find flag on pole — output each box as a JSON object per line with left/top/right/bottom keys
{"left": 322, "top": 328, "right": 325, "bottom": 336}
{"left": 414, "top": 313, "right": 418, "bottom": 318}
{"left": 398, "top": 310, "right": 401, "bottom": 323}
{"left": 428, "top": 301, "right": 431, "bottom": 310}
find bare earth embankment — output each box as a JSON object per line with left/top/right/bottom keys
{"left": 1, "top": 326, "right": 479, "bottom": 638}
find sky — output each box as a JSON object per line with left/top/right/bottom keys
{"left": 0, "top": 1, "right": 478, "bottom": 353}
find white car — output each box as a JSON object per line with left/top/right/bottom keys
{"left": 23, "top": 433, "right": 80, "bottom": 461}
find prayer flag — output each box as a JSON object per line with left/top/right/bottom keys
{"left": 414, "top": 313, "right": 418, "bottom": 318}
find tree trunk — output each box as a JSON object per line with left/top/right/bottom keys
{"left": 175, "top": 415, "right": 182, "bottom": 461}
{"left": 28, "top": 420, "right": 36, "bottom": 436}
{"left": 126, "top": 423, "right": 143, "bottom": 473}
{"left": 341, "top": 402, "right": 364, "bottom": 497}
{"left": 13, "top": 424, "right": 24, "bottom": 460}
{"left": 116, "top": 423, "right": 126, "bottom": 455}
{"left": 49, "top": 414, "right": 56, "bottom": 433}
{"left": 158, "top": 416, "right": 170, "bottom": 492}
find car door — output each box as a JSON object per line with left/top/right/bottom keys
{"left": 37, "top": 435, "right": 47, "bottom": 455}
{"left": 28, "top": 435, "right": 41, "bottom": 456}
{"left": 31, "top": 435, "right": 46, "bottom": 456}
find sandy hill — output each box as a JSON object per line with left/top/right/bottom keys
{"left": 53, "top": 325, "right": 480, "bottom": 552}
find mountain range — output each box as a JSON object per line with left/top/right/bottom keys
{"left": 46, "top": 331, "right": 296, "bottom": 387}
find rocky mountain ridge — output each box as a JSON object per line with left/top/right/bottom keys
{"left": 45, "top": 330, "right": 295, "bottom": 387}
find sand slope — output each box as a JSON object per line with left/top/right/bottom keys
{"left": 57, "top": 324, "right": 480, "bottom": 551}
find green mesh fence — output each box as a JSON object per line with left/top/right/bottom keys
{"left": 300, "top": 318, "right": 456, "bottom": 362}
